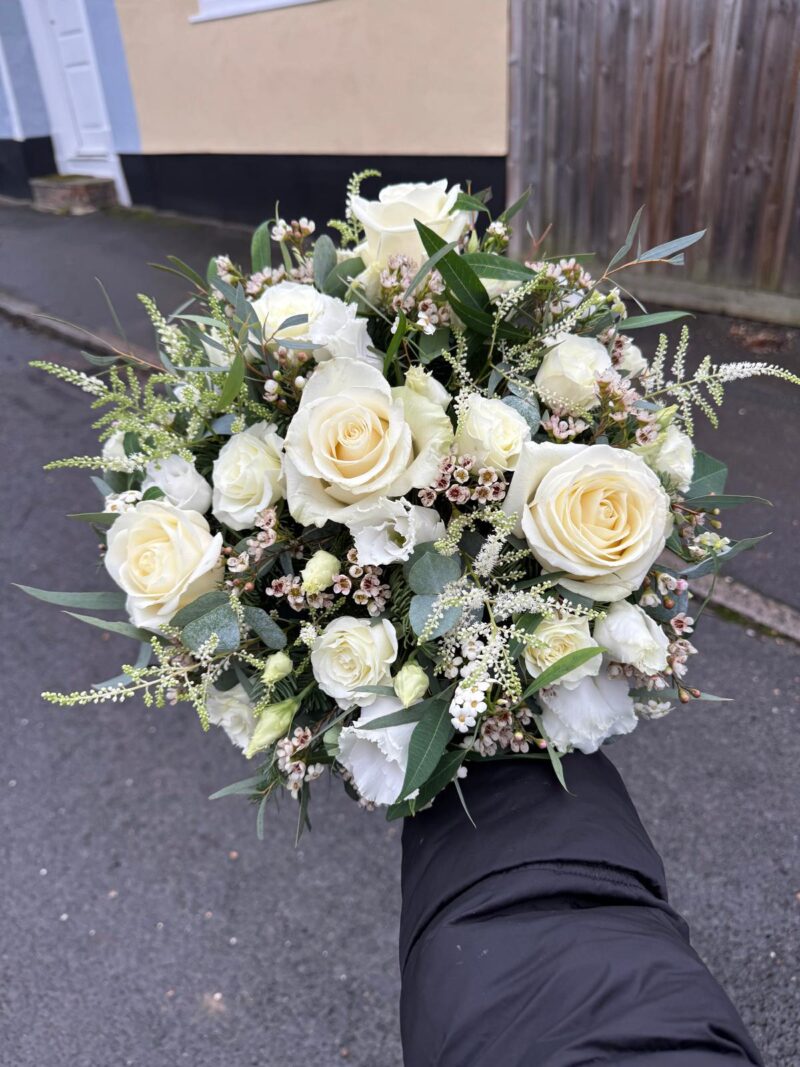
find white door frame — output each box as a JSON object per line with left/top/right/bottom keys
{"left": 19, "top": 0, "right": 130, "bottom": 204}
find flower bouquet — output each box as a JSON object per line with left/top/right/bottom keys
{"left": 24, "top": 174, "right": 798, "bottom": 836}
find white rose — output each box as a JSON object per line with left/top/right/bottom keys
{"left": 337, "top": 695, "right": 415, "bottom": 805}
{"left": 350, "top": 180, "right": 470, "bottom": 269}
{"left": 636, "top": 424, "right": 694, "bottom": 493}
{"left": 593, "top": 601, "right": 669, "bottom": 675}
{"left": 250, "top": 281, "right": 378, "bottom": 367}
{"left": 283, "top": 358, "right": 453, "bottom": 528}
{"left": 538, "top": 672, "right": 637, "bottom": 754}
{"left": 105, "top": 499, "right": 223, "bottom": 631}
{"left": 524, "top": 616, "right": 601, "bottom": 690}
{"left": 141, "top": 455, "right": 212, "bottom": 513}
{"left": 534, "top": 334, "right": 612, "bottom": 413}
{"left": 348, "top": 497, "right": 445, "bottom": 566}
{"left": 504, "top": 442, "right": 672, "bottom": 602}
{"left": 311, "top": 616, "right": 398, "bottom": 709}
{"left": 206, "top": 683, "right": 255, "bottom": 751}
{"left": 300, "top": 550, "right": 340, "bottom": 594}
{"left": 454, "top": 394, "right": 531, "bottom": 471}
{"left": 404, "top": 366, "right": 451, "bottom": 410}
{"left": 618, "top": 340, "right": 647, "bottom": 378}
{"left": 211, "top": 422, "right": 284, "bottom": 531}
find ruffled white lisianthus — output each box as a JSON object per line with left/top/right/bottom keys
{"left": 538, "top": 671, "right": 637, "bottom": 754}
{"left": 250, "top": 281, "right": 377, "bottom": 367}
{"left": 283, "top": 358, "right": 453, "bottom": 528}
{"left": 206, "top": 683, "right": 255, "bottom": 751}
{"left": 454, "top": 393, "right": 531, "bottom": 471}
{"left": 337, "top": 695, "right": 415, "bottom": 805}
{"left": 310, "top": 616, "right": 398, "bottom": 709}
{"left": 534, "top": 334, "right": 611, "bottom": 413}
{"left": 635, "top": 423, "right": 695, "bottom": 492}
{"left": 593, "top": 600, "right": 669, "bottom": 675}
{"left": 503, "top": 442, "right": 672, "bottom": 602}
{"left": 524, "top": 616, "right": 601, "bottom": 689}
{"left": 350, "top": 179, "right": 471, "bottom": 270}
{"left": 211, "top": 422, "right": 284, "bottom": 531}
{"left": 348, "top": 497, "right": 445, "bottom": 566}
{"left": 104, "top": 499, "right": 223, "bottom": 631}
{"left": 141, "top": 454, "right": 211, "bottom": 513}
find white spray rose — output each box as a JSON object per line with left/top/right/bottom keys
{"left": 593, "top": 601, "right": 669, "bottom": 675}
{"left": 404, "top": 365, "right": 451, "bottom": 410}
{"left": 454, "top": 394, "right": 531, "bottom": 471}
{"left": 283, "top": 358, "right": 453, "bottom": 528}
{"left": 504, "top": 442, "right": 672, "bottom": 602}
{"left": 350, "top": 179, "right": 471, "bottom": 269}
{"left": 538, "top": 672, "right": 637, "bottom": 754}
{"left": 310, "top": 616, "right": 398, "bottom": 709}
{"left": 211, "top": 422, "right": 284, "bottom": 531}
{"left": 250, "top": 281, "right": 378, "bottom": 367}
{"left": 141, "top": 455, "right": 212, "bottom": 513}
{"left": 534, "top": 334, "right": 612, "bottom": 413}
{"left": 617, "top": 339, "right": 647, "bottom": 378}
{"left": 636, "top": 424, "right": 694, "bottom": 493}
{"left": 301, "top": 550, "right": 340, "bottom": 594}
{"left": 104, "top": 499, "right": 223, "bottom": 631}
{"left": 206, "top": 683, "right": 255, "bottom": 751}
{"left": 348, "top": 497, "right": 445, "bottom": 566}
{"left": 337, "top": 696, "right": 415, "bottom": 805}
{"left": 393, "top": 662, "right": 429, "bottom": 708}
{"left": 524, "top": 616, "right": 601, "bottom": 690}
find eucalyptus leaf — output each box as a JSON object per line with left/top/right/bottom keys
{"left": 620, "top": 311, "right": 692, "bottom": 330}
{"left": 407, "top": 548, "right": 460, "bottom": 595}
{"left": 683, "top": 493, "right": 771, "bottom": 511}
{"left": 251, "top": 220, "right": 272, "bottom": 273}
{"left": 502, "top": 394, "right": 540, "bottom": 434}
{"left": 210, "top": 775, "right": 264, "bottom": 800}
{"left": 639, "top": 229, "right": 705, "bottom": 263}
{"left": 680, "top": 534, "right": 770, "bottom": 579}
{"left": 418, "top": 326, "right": 451, "bottom": 365}
{"left": 687, "top": 452, "right": 728, "bottom": 497}
{"left": 461, "top": 252, "right": 537, "bottom": 281}
{"left": 242, "top": 606, "right": 287, "bottom": 649}
{"left": 408, "top": 595, "right": 461, "bottom": 640}
{"left": 323, "top": 256, "right": 365, "bottom": 298}
{"left": 499, "top": 187, "right": 531, "bottom": 223}
{"left": 68, "top": 511, "right": 118, "bottom": 527}
{"left": 313, "top": 235, "right": 338, "bottom": 290}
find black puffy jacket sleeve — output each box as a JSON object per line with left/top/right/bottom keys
{"left": 399, "top": 753, "right": 762, "bottom": 1067}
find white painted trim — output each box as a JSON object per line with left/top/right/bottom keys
{"left": 0, "top": 34, "right": 24, "bottom": 141}
{"left": 18, "top": 0, "right": 130, "bottom": 204}
{"left": 191, "top": 0, "right": 326, "bottom": 23}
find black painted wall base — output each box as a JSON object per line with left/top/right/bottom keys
{"left": 120, "top": 153, "right": 507, "bottom": 226}
{"left": 0, "top": 137, "right": 57, "bottom": 199}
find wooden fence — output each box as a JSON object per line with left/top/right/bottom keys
{"left": 508, "top": 0, "right": 800, "bottom": 323}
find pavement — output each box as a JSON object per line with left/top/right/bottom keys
{"left": 0, "top": 200, "right": 798, "bottom": 1066}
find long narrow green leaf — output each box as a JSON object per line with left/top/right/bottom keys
{"left": 67, "top": 511, "right": 118, "bottom": 527}
{"left": 461, "top": 252, "right": 537, "bottom": 281}
{"left": 386, "top": 748, "right": 466, "bottom": 821}
{"left": 520, "top": 646, "right": 605, "bottom": 702}
{"left": 415, "top": 221, "right": 489, "bottom": 310}
{"left": 683, "top": 493, "right": 771, "bottom": 511}
{"left": 621, "top": 310, "right": 692, "bottom": 330}
{"left": 680, "top": 534, "right": 770, "bottom": 579}
{"left": 166, "top": 255, "right": 207, "bottom": 291}
{"left": 64, "top": 612, "right": 151, "bottom": 642}
{"left": 15, "top": 585, "right": 126, "bottom": 610}
{"left": 217, "top": 351, "right": 245, "bottom": 409}
{"left": 639, "top": 229, "right": 706, "bottom": 262}
{"left": 210, "top": 775, "right": 264, "bottom": 800}
{"left": 251, "top": 220, "right": 272, "bottom": 273}
{"left": 403, "top": 238, "right": 461, "bottom": 300}
{"left": 499, "top": 187, "right": 531, "bottom": 223}
{"left": 608, "top": 205, "right": 645, "bottom": 269}
{"left": 398, "top": 702, "right": 454, "bottom": 799}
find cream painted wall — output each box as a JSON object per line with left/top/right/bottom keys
{"left": 114, "top": 0, "right": 508, "bottom": 156}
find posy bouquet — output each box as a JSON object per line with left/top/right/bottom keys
{"left": 25, "top": 174, "right": 798, "bottom": 835}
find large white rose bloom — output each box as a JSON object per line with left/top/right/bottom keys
{"left": 635, "top": 423, "right": 695, "bottom": 493}
{"left": 283, "top": 358, "right": 453, "bottom": 527}
{"left": 538, "top": 672, "right": 637, "bottom": 754}
{"left": 524, "top": 615, "right": 601, "bottom": 689}
{"left": 350, "top": 180, "right": 471, "bottom": 269}
{"left": 337, "top": 696, "right": 415, "bottom": 806}
{"left": 348, "top": 497, "right": 445, "bottom": 566}
{"left": 311, "top": 616, "right": 398, "bottom": 709}
{"left": 250, "top": 281, "right": 378, "bottom": 367}
{"left": 504, "top": 442, "right": 672, "bottom": 602}
{"left": 141, "top": 454, "right": 212, "bottom": 513}
{"left": 454, "top": 394, "right": 531, "bottom": 471}
{"left": 593, "top": 600, "right": 669, "bottom": 675}
{"left": 211, "top": 422, "right": 284, "bottom": 531}
{"left": 105, "top": 499, "right": 223, "bottom": 631}
{"left": 206, "top": 683, "right": 255, "bottom": 751}
{"left": 534, "top": 334, "right": 612, "bottom": 413}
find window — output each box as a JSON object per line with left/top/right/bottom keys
{"left": 191, "top": 0, "right": 326, "bottom": 23}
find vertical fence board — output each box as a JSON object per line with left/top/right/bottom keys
{"left": 508, "top": 0, "right": 800, "bottom": 304}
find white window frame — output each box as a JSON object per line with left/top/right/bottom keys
{"left": 191, "top": 0, "right": 326, "bottom": 23}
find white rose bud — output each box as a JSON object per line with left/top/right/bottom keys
{"left": 262, "top": 650, "right": 293, "bottom": 686}
{"left": 205, "top": 683, "right": 256, "bottom": 751}
{"left": 524, "top": 616, "right": 601, "bottom": 690}
{"left": 635, "top": 424, "right": 694, "bottom": 493}
{"left": 301, "top": 550, "right": 340, "bottom": 594}
{"left": 245, "top": 695, "right": 302, "bottom": 758}
{"left": 141, "top": 454, "right": 212, "bottom": 513}
{"left": 393, "top": 662, "right": 429, "bottom": 708}
{"left": 593, "top": 601, "right": 670, "bottom": 675}
{"left": 534, "top": 334, "right": 612, "bottom": 413}
{"left": 454, "top": 394, "right": 531, "bottom": 471}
